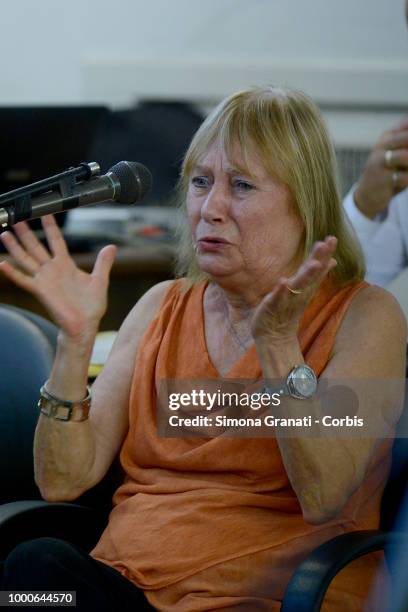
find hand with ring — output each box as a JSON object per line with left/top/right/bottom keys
{"left": 251, "top": 236, "right": 337, "bottom": 345}
{"left": 354, "top": 120, "right": 408, "bottom": 219}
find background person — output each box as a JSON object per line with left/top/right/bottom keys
{"left": 343, "top": 0, "right": 408, "bottom": 288}
{"left": 343, "top": 121, "right": 408, "bottom": 287}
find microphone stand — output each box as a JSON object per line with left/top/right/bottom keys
{"left": 0, "top": 162, "right": 101, "bottom": 227}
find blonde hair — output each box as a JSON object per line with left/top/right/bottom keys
{"left": 174, "top": 85, "right": 365, "bottom": 285}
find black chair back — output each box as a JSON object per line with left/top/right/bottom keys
{"left": 0, "top": 305, "right": 56, "bottom": 503}
{"left": 380, "top": 363, "right": 408, "bottom": 532}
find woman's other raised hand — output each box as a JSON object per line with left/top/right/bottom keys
{"left": 251, "top": 236, "right": 337, "bottom": 345}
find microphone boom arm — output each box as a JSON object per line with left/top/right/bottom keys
{"left": 0, "top": 162, "right": 101, "bottom": 226}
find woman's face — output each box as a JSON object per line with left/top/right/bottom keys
{"left": 186, "top": 142, "right": 304, "bottom": 289}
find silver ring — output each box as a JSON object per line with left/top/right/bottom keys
{"left": 392, "top": 171, "right": 399, "bottom": 190}
{"left": 384, "top": 149, "right": 394, "bottom": 169}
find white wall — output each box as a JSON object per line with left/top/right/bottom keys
{"left": 1, "top": 0, "right": 407, "bottom": 143}
{"left": 0, "top": 0, "right": 406, "bottom": 104}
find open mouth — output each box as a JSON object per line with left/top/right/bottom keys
{"left": 198, "top": 237, "right": 229, "bottom": 244}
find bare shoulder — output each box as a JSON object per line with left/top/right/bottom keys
{"left": 333, "top": 284, "right": 407, "bottom": 376}
{"left": 340, "top": 285, "right": 407, "bottom": 339}
{"left": 116, "top": 279, "right": 177, "bottom": 344}
{"left": 92, "top": 279, "right": 177, "bottom": 375}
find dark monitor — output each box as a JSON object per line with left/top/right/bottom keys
{"left": 89, "top": 101, "right": 204, "bottom": 206}
{"left": 0, "top": 106, "right": 110, "bottom": 229}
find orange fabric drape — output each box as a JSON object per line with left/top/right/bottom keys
{"left": 91, "top": 278, "right": 392, "bottom": 611}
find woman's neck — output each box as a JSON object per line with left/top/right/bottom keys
{"left": 206, "top": 280, "right": 268, "bottom": 323}
{"left": 204, "top": 283, "right": 256, "bottom": 355}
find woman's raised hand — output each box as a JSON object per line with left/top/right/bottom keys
{"left": 251, "top": 236, "right": 337, "bottom": 344}
{"left": 0, "top": 215, "right": 117, "bottom": 341}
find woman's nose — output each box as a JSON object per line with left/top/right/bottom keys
{"left": 201, "top": 184, "right": 230, "bottom": 223}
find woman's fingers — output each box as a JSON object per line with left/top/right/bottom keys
{"left": 0, "top": 260, "right": 36, "bottom": 292}
{"left": 0, "top": 231, "right": 41, "bottom": 275}
{"left": 0, "top": 215, "right": 68, "bottom": 277}
{"left": 13, "top": 221, "right": 50, "bottom": 264}
{"left": 309, "top": 236, "right": 337, "bottom": 263}
{"left": 41, "top": 215, "right": 68, "bottom": 257}
{"left": 91, "top": 244, "right": 117, "bottom": 284}
{"left": 310, "top": 237, "right": 338, "bottom": 282}
{"left": 287, "top": 236, "right": 338, "bottom": 292}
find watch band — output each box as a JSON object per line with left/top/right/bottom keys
{"left": 38, "top": 382, "right": 91, "bottom": 422}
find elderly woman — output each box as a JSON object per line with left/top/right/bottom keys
{"left": 0, "top": 86, "right": 406, "bottom": 611}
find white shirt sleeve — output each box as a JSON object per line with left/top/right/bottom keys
{"left": 343, "top": 189, "right": 382, "bottom": 238}
{"left": 343, "top": 187, "right": 408, "bottom": 287}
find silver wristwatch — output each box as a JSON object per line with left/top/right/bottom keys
{"left": 285, "top": 364, "right": 317, "bottom": 399}
{"left": 264, "top": 364, "right": 317, "bottom": 400}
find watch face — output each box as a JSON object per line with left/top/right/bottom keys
{"left": 290, "top": 366, "right": 317, "bottom": 399}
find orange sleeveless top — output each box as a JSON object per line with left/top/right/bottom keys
{"left": 91, "top": 279, "right": 392, "bottom": 611}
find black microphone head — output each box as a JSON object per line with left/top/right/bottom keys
{"left": 108, "top": 161, "right": 152, "bottom": 204}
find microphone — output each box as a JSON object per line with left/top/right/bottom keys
{"left": 0, "top": 161, "right": 153, "bottom": 227}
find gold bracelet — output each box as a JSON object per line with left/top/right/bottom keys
{"left": 38, "top": 381, "right": 91, "bottom": 422}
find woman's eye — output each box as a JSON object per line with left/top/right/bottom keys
{"left": 234, "top": 180, "right": 253, "bottom": 191}
{"left": 191, "top": 176, "right": 209, "bottom": 188}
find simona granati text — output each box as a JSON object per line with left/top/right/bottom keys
{"left": 167, "top": 415, "right": 364, "bottom": 428}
